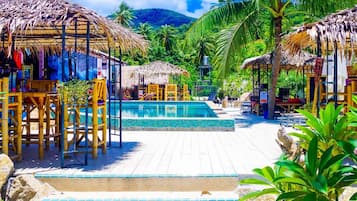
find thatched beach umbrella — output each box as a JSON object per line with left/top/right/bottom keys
{"left": 0, "top": 0, "right": 147, "bottom": 53}
{"left": 136, "top": 61, "right": 189, "bottom": 76}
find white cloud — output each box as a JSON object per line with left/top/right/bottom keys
{"left": 186, "top": 0, "right": 216, "bottom": 18}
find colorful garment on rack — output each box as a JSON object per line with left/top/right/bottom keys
{"left": 13, "top": 50, "right": 23, "bottom": 70}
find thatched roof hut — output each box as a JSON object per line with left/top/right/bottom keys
{"left": 122, "top": 66, "right": 170, "bottom": 88}
{"left": 121, "top": 61, "right": 189, "bottom": 88}
{"left": 0, "top": 0, "right": 147, "bottom": 53}
{"left": 136, "top": 61, "right": 189, "bottom": 76}
{"left": 285, "top": 6, "right": 357, "bottom": 54}
{"left": 241, "top": 50, "right": 315, "bottom": 70}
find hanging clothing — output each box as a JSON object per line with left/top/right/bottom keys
{"left": 13, "top": 50, "right": 23, "bottom": 70}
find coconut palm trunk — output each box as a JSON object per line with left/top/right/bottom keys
{"left": 268, "top": 15, "right": 283, "bottom": 119}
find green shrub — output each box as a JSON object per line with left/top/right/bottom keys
{"left": 59, "top": 79, "right": 92, "bottom": 105}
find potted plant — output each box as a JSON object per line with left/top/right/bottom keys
{"left": 59, "top": 79, "right": 92, "bottom": 106}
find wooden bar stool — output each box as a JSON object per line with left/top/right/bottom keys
{"left": 182, "top": 84, "right": 190, "bottom": 101}
{"left": 0, "top": 77, "right": 22, "bottom": 160}
{"left": 165, "top": 84, "right": 177, "bottom": 101}
{"left": 23, "top": 80, "right": 58, "bottom": 159}
{"left": 147, "top": 84, "right": 159, "bottom": 101}
{"left": 64, "top": 79, "right": 107, "bottom": 159}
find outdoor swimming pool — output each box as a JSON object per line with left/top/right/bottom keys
{"left": 110, "top": 101, "right": 234, "bottom": 131}
{"left": 81, "top": 101, "right": 234, "bottom": 131}
{"left": 112, "top": 101, "right": 217, "bottom": 118}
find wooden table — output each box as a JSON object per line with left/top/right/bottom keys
{"left": 23, "top": 92, "right": 59, "bottom": 159}
{"left": 276, "top": 102, "right": 303, "bottom": 113}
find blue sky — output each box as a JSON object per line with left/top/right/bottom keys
{"left": 69, "top": 0, "right": 217, "bottom": 18}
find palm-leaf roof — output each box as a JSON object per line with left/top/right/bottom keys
{"left": 136, "top": 61, "right": 189, "bottom": 76}
{"left": 285, "top": 5, "right": 357, "bottom": 54}
{"left": 241, "top": 50, "right": 315, "bottom": 70}
{"left": 0, "top": 0, "right": 147, "bottom": 53}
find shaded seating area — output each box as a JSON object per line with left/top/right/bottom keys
{"left": 0, "top": 0, "right": 147, "bottom": 164}
{"left": 285, "top": 5, "right": 357, "bottom": 115}
{"left": 241, "top": 50, "right": 314, "bottom": 117}
{"left": 122, "top": 61, "right": 190, "bottom": 101}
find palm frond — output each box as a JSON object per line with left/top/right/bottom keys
{"left": 213, "top": 9, "right": 259, "bottom": 78}
{"left": 184, "top": 2, "right": 247, "bottom": 45}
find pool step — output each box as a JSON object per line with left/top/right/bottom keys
{"left": 43, "top": 191, "right": 238, "bottom": 201}
{"left": 36, "top": 175, "right": 238, "bottom": 192}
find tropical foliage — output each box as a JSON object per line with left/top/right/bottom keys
{"left": 185, "top": 0, "right": 357, "bottom": 119}
{"left": 291, "top": 103, "right": 356, "bottom": 155}
{"left": 111, "top": 1, "right": 357, "bottom": 101}
{"left": 59, "top": 79, "right": 92, "bottom": 105}
{"left": 112, "top": 2, "right": 135, "bottom": 27}
{"left": 240, "top": 136, "right": 357, "bottom": 201}
{"left": 239, "top": 102, "right": 357, "bottom": 200}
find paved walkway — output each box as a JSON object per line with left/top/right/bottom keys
{"left": 14, "top": 110, "right": 285, "bottom": 177}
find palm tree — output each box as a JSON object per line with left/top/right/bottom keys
{"left": 137, "top": 23, "right": 152, "bottom": 39}
{"left": 113, "top": 2, "right": 135, "bottom": 28}
{"left": 195, "top": 35, "right": 215, "bottom": 65}
{"left": 156, "top": 25, "right": 177, "bottom": 53}
{"left": 186, "top": 0, "right": 357, "bottom": 119}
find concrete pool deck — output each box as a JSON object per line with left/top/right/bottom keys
{"left": 14, "top": 110, "right": 284, "bottom": 177}
{"left": 11, "top": 108, "right": 292, "bottom": 200}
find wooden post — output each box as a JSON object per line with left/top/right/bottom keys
{"left": 333, "top": 41, "right": 338, "bottom": 108}
{"left": 2, "top": 77, "right": 9, "bottom": 155}
{"left": 16, "top": 92, "right": 22, "bottom": 160}
{"left": 92, "top": 80, "right": 98, "bottom": 158}
{"left": 102, "top": 79, "right": 107, "bottom": 153}
{"left": 306, "top": 74, "right": 311, "bottom": 104}
{"left": 352, "top": 79, "right": 357, "bottom": 107}
{"left": 312, "top": 30, "right": 322, "bottom": 116}
{"left": 38, "top": 96, "right": 44, "bottom": 160}
{"left": 347, "top": 84, "right": 352, "bottom": 107}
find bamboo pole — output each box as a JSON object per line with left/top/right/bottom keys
{"left": 1, "top": 77, "right": 9, "bottom": 155}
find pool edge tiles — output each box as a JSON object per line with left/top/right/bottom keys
{"left": 122, "top": 118, "right": 234, "bottom": 131}
{"left": 35, "top": 172, "right": 239, "bottom": 178}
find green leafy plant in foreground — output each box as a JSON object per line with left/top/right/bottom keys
{"left": 290, "top": 103, "right": 356, "bottom": 156}
{"left": 239, "top": 137, "right": 357, "bottom": 201}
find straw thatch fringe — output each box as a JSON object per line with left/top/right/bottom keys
{"left": 285, "top": 5, "right": 357, "bottom": 54}
{"left": 241, "top": 49, "right": 315, "bottom": 70}
{"left": 121, "top": 61, "right": 189, "bottom": 88}
{"left": 136, "top": 61, "right": 189, "bottom": 76}
{"left": 0, "top": 0, "right": 148, "bottom": 54}
{"left": 122, "top": 66, "right": 171, "bottom": 88}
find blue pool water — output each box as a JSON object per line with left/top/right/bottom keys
{"left": 110, "top": 101, "right": 217, "bottom": 118}
{"left": 80, "top": 101, "right": 234, "bottom": 131}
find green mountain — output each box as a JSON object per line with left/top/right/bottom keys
{"left": 133, "top": 9, "right": 195, "bottom": 28}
